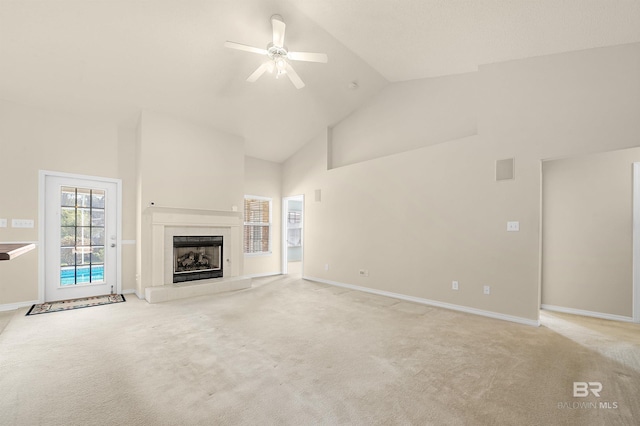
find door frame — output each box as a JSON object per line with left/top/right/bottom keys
{"left": 38, "top": 170, "right": 122, "bottom": 303}
{"left": 632, "top": 163, "right": 640, "bottom": 323}
{"left": 282, "top": 195, "right": 304, "bottom": 274}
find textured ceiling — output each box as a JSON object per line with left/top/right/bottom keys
{"left": 1, "top": 0, "right": 639, "bottom": 162}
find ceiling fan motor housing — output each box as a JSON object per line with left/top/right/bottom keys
{"left": 267, "top": 43, "right": 288, "bottom": 60}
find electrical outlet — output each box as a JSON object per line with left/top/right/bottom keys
{"left": 359, "top": 269, "right": 369, "bottom": 277}
{"left": 507, "top": 221, "right": 520, "bottom": 232}
{"left": 483, "top": 285, "right": 491, "bottom": 295}
{"left": 452, "top": 280, "right": 459, "bottom": 290}
{"left": 12, "top": 219, "right": 34, "bottom": 228}
{"left": 324, "top": 264, "right": 329, "bottom": 271}
{"left": 0, "top": 218, "right": 7, "bottom": 228}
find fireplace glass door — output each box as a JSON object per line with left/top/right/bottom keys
{"left": 173, "top": 236, "right": 223, "bottom": 282}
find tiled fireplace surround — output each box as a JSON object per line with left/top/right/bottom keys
{"left": 143, "top": 207, "right": 252, "bottom": 303}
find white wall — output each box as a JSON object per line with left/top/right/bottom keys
{"left": 135, "top": 111, "right": 246, "bottom": 295}
{"left": 117, "top": 126, "right": 138, "bottom": 296}
{"left": 137, "top": 111, "right": 244, "bottom": 212}
{"left": 283, "top": 43, "right": 640, "bottom": 323}
{"left": 0, "top": 99, "right": 137, "bottom": 305}
{"left": 243, "top": 156, "right": 282, "bottom": 276}
{"left": 330, "top": 72, "right": 478, "bottom": 168}
{"left": 479, "top": 44, "right": 640, "bottom": 157}
{"left": 285, "top": 131, "right": 539, "bottom": 321}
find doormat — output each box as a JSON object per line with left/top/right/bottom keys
{"left": 26, "top": 294, "right": 126, "bottom": 316}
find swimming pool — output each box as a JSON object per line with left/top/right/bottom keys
{"left": 60, "top": 265, "right": 104, "bottom": 285}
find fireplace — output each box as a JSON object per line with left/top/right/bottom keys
{"left": 173, "top": 236, "right": 223, "bottom": 283}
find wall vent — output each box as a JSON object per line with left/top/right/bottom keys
{"left": 496, "top": 158, "right": 515, "bottom": 181}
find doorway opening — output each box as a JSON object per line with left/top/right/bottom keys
{"left": 282, "top": 195, "right": 303, "bottom": 275}
{"left": 539, "top": 152, "right": 640, "bottom": 324}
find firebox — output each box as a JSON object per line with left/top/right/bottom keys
{"left": 173, "top": 236, "right": 223, "bottom": 283}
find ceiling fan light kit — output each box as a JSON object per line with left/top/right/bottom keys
{"left": 224, "top": 14, "right": 328, "bottom": 89}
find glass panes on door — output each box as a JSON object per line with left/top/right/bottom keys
{"left": 60, "top": 187, "right": 105, "bottom": 285}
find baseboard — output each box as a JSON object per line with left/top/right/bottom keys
{"left": 304, "top": 276, "right": 540, "bottom": 327}
{"left": 541, "top": 304, "right": 634, "bottom": 323}
{"left": 0, "top": 299, "right": 39, "bottom": 312}
{"left": 244, "top": 272, "right": 282, "bottom": 279}
{"left": 123, "top": 288, "right": 145, "bottom": 299}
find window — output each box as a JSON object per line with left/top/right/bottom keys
{"left": 60, "top": 186, "right": 106, "bottom": 285}
{"left": 244, "top": 196, "right": 271, "bottom": 254}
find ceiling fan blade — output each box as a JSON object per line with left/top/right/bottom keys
{"left": 284, "top": 62, "right": 305, "bottom": 89}
{"left": 287, "top": 51, "right": 328, "bottom": 63}
{"left": 247, "top": 63, "right": 270, "bottom": 82}
{"left": 271, "top": 15, "right": 286, "bottom": 47}
{"left": 224, "top": 41, "right": 268, "bottom": 56}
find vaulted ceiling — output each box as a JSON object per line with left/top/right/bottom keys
{"left": 1, "top": 0, "right": 639, "bottom": 162}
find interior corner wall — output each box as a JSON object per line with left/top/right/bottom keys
{"left": 282, "top": 42, "right": 640, "bottom": 323}
{"left": 0, "top": 99, "right": 131, "bottom": 305}
{"left": 243, "top": 156, "right": 282, "bottom": 276}
{"left": 542, "top": 147, "right": 640, "bottom": 318}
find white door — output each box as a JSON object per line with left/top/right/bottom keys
{"left": 282, "top": 195, "right": 304, "bottom": 274}
{"left": 45, "top": 174, "right": 119, "bottom": 302}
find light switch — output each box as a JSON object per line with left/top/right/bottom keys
{"left": 507, "top": 221, "right": 520, "bottom": 232}
{"left": 12, "top": 219, "right": 34, "bottom": 228}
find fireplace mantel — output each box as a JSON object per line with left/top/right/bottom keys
{"left": 139, "top": 206, "right": 248, "bottom": 302}
{"left": 144, "top": 206, "right": 242, "bottom": 225}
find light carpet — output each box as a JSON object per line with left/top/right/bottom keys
{"left": 0, "top": 275, "right": 638, "bottom": 425}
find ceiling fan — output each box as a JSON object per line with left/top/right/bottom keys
{"left": 224, "top": 14, "right": 328, "bottom": 89}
